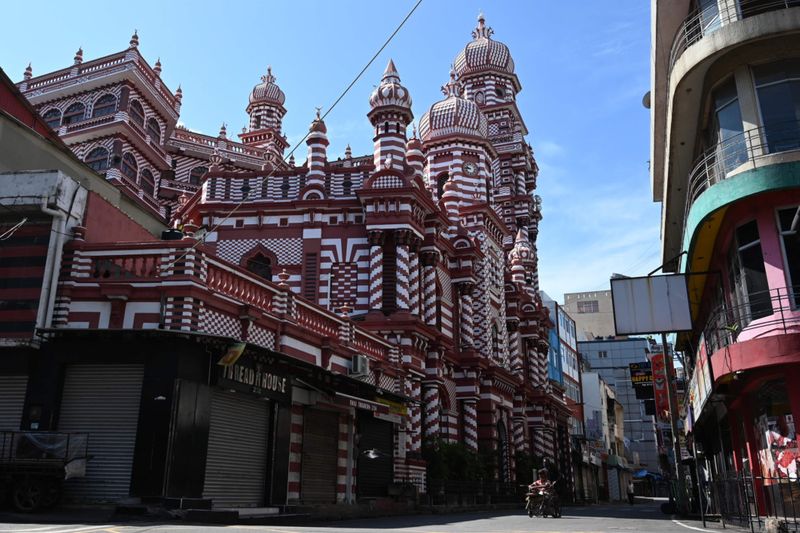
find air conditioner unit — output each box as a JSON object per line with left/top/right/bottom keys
{"left": 350, "top": 354, "right": 370, "bottom": 377}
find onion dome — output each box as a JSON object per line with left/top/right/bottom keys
{"left": 249, "top": 66, "right": 285, "bottom": 106}
{"left": 369, "top": 59, "right": 412, "bottom": 109}
{"left": 418, "top": 70, "right": 488, "bottom": 142}
{"left": 129, "top": 30, "right": 139, "bottom": 49}
{"left": 309, "top": 107, "right": 327, "bottom": 134}
{"left": 406, "top": 124, "right": 422, "bottom": 152}
{"left": 508, "top": 228, "right": 534, "bottom": 265}
{"left": 454, "top": 13, "right": 514, "bottom": 77}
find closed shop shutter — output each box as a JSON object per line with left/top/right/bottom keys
{"left": 0, "top": 375, "right": 28, "bottom": 431}
{"left": 357, "top": 416, "right": 393, "bottom": 498}
{"left": 300, "top": 408, "right": 338, "bottom": 504}
{"left": 203, "top": 390, "right": 269, "bottom": 508}
{"left": 59, "top": 364, "right": 144, "bottom": 502}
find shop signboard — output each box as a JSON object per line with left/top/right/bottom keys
{"left": 217, "top": 351, "right": 291, "bottom": 401}
{"left": 629, "top": 361, "right": 654, "bottom": 400}
{"left": 650, "top": 353, "right": 674, "bottom": 423}
{"left": 688, "top": 334, "right": 713, "bottom": 422}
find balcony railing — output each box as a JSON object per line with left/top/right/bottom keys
{"left": 669, "top": 0, "right": 800, "bottom": 71}
{"left": 684, "top": 120, "right": 800, "bottom": 227}
{"left": 701, "top": 286, "right": 800, "bottom": 356}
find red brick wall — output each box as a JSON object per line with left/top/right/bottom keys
{"left": 82, "top": 191, "right": 157, "bottom": 243}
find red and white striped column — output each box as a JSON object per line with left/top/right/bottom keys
{"left": 336, "top": 414, "right": 349, "bottom": 503}
{"left": 421, "top": 251, "right": 438, "bottom": 325}
{"left": 395, "top": 231, "right": 411, "bottom": 311}
{"left": 287, "top": 405, "right": 304, "bottom": 502}
{"left": 408, "top": 245, "right": 421, "bottom": 316}
{"left": 305, "top": 109, "right": 328, "bottom": 196}
{"left": 422, "top": 383, "right": 440, "bottom": 439}
{"left": 508, "top": 322, "right": 522, "bottom": 378}
{"left": 368, "top": 231, "right": 384, "bottom": 311}
{"left": 409, "top": 377, "right": 422, "bottom": 454}
{"left": 463, "top": 399, "right": 478, "bottom": 451}
{"left": 458, "top": 282, "right": 475, "bottom": 348}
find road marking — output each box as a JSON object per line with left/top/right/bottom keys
{"left": 672, "top": 519, "right": 716, "bottom": 532}
{"left": 13, "top": 527, "right": 117, "bottom": 533}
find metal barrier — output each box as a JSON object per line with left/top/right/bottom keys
{"left": 706, "top": 471, "right": 800, "bottom": 532}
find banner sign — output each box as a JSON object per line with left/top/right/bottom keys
{"left": 217, "top": 352, "right": 290, "bottom": 401}
{"left": 650, "top": 353, "right": 674, "bottom": 423}
{"left": 629, "top": 362, "right": 654, "bottom": 400}
{"left": 688, "top": 334, "right": 713, "bottom": 424}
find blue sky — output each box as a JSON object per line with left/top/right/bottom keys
{"left": 1, "top": 0, "right": 660, "bottom": 303}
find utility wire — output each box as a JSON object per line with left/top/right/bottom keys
{"left": 163, "top": 0, "right": 424, "bottom": 272}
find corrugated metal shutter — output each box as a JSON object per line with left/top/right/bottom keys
{"left": 59, "top": 364, "right": 143, "bottom": 502}
{"left": 203, "top": 390, "right": 269, "bottom": 508}
{"left": 300, "top": 408, "right": 338, "bottom": 504}
{"left": 357, "top": 416, "right": 393, "bottom": 498}
{"left": 0, "top": 375, "right": 28, "bottom": 431}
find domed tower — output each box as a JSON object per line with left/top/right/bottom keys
{"left": 418, "top": 69, "right": 494, "bottom": 210}
{"left": 239, "top": 66, "right": 289, "bottom": 162}
{"left": 368, "top": 59, "right": 413, "bottom": 172}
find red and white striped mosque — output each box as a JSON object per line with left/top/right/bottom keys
{"left": 13, "top": 13, "right": 572, "bottom": 505}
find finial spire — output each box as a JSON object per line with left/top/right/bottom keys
{"left": 441, "top": 67, "right": 462, "bottom": 97}
{"left": 129, "top": 30, "right": 139, "bottom": 49}
{"left": 74, "top": 47, "right": 83, "bottom": 65}
{"left": 175, "top": 84, "right": 183, "bottom": 101}
{"left": 219, "top": 122, "right": 227, "bottom": 138}
{"left": 382, "top": 58, "right": 400, "bottom": 83}
{"left": 261, "top": 65, "right": 276, "bottom": 84}
{"left": 345, "top": 144, "right": 352, "bottom": 159}
{"left": 154, "top": 57, "right": 162, "bottom": 76}
{"left": 315, "top": 106, "right": 322, "bottom": 120}
{"left": 23, "top": 63, "right": 32, "bottom": 81}
{"left": 472, "top": 11, "right": 494, "bottom": 40}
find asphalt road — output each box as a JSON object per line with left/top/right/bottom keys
{"left": 0, "top": 499, "right": 721, "bottom": 533}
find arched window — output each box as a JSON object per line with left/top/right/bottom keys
{"left": 245, "top": 253, "right": 272, "bottom": 281}
{"left": 342, "top": 177, "right": 352, "bottom": 196}
{"left": 189, "top": 166, "right": 208, "bottom": 186}
{"left": 281, "top": 177, "right": 290, "bottom": 199}
{"left": 42, "top": 108, "right": 61, "bottom": 129}
{"left": 475, "top": 91, "right": 485, "bottom": 105}
{"left": 129, "top": 100, "right": 145, "bottom": 127}
{"left": 92, "top": 94, "right": 117, "bottom": 118}
{"left": 140, "top": 169, "right": 155, "bottom": 197}
{"left": 254, "top": 115, "right": 261, "bottom": 129}
{"left": 121, "top": 152, "right": 138, "bottom": 180}
{"left": 436, "top": 172, "right": 449, "bottom": 201}
{"left": 85, "top": 147, "right": 109, "bottom": 171}
{"left": 146, "top": 118, "right": 161, "bottom": 143}
{"left": 62, "top": 102, "right": 86, "bottom": 125}
{"left": 495, "top": 87, "right": 505, "bottom": 99}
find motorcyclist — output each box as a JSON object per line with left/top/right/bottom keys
{"left": 527, "top": 468, "right": 561, "bottom": 518}
{"left": 529, "top": 468, "right": 553, "bottom": 491}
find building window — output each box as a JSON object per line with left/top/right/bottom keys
{"left": 245, "top": 253, "right": 272, "bottom": 281}
{"left": 598, "top": 350, "right": 608, "bottom": 359}
{"left": 342, "top": 178, "right": 352, "bottom": 196}
{"left": 728, "top": 220, "right": 772, "bottom": 324}
{"left": 85, "top": 147, "right": 109, "bottom": 171}
{"left": 129, "top": 100, "right": 145, "bottom": 127}
{"left": 42, "top": 108, "right": 61, "bottom": 129}
{"left": 708, "top": 77, "right": 746, "bottom": 172}
{"left": 281, "top": 176, "right": 290, "bottom": 199}
{"left": 777, "top": 207, "right": 800, "bottom": 306}
{"left": 436, "top": 172, "right": 449, "bottom": 201}
{"left": 140, "top": 169, "right": 155, "bottom": 197}
{"left": 62, "top": 102, "right": 85, "bottom": 125}
{"left": 754, "top": 59, "right": 800, "bottom": 154}
{"left": 577, "top": 300, "right": 599, "bottom": 313}
{"left": 92, "top": 94, "right": 117, "bottom": 118}
{"left": 146, "top": 118, "right": 161, "bottom": 143}
{"left": 189, "top": 166, "right": 208, "bottom": 186}
{"left": 254, "top": 115, "right": 261, "bottom": 129}
{"left": 121, "top": 152, "right": 138, "bottom": 180}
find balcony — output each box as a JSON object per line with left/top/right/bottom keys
{"left": 670, "top": 0, "right": 800, "bottom": 70}
{"left": 701, "top": 286, "right": 800, "bottom": 356}
{"left": 684, "top": 120, "right": 800, "bottom": 229}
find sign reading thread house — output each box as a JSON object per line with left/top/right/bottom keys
{"left": 219, "top": 354, "right": 290, "bottom": 400}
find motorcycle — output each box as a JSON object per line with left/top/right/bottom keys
{"left": 525, "top": 483, "right": 561, "bottom": 518}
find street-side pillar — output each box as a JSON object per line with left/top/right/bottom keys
{"left": 463, "top": 398, "right": 478, "bottom": 452}
{"left": 422, "top": 383, "right": 440, "bottom": 440}
{"left": 368, "top": 230, "right": 384, "bottom": 311}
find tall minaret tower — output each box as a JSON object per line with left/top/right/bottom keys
{"left": 367, "top": 59, "right": 413, "bottom": 172}
{"left": 240, "top": 66, "right": 289, "bottom": 165}
{"left": 454, "top": 13, "right": 535, "bottom": 239}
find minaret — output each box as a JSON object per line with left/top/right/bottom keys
{"left": 368, "top": 59, "right": 413, "bottom": 172}
{"left": 304, "top": 108, "right": 328, "bottom": 198}
{"left": 240, "top": 66, "right": 289, "bottom": 160}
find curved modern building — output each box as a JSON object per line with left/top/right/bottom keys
{"left": 651, "top": 0, "right": 800, "bottom": 522}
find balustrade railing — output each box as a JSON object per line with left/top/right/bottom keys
{"left": 684, "top": 120, "right": 800, "bottom": 229}
{"left": 669, "top": 0, "right": 800, "bottom": 71}
{"left": 701, "top": 286, "right": 800, "bottom": 356}
{"left": 205, "top": 259, "right": 277, "bottom": 313}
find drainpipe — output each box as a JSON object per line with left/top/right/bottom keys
{"left": 38, "top": 197, "right": 68, "bottom": 332}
